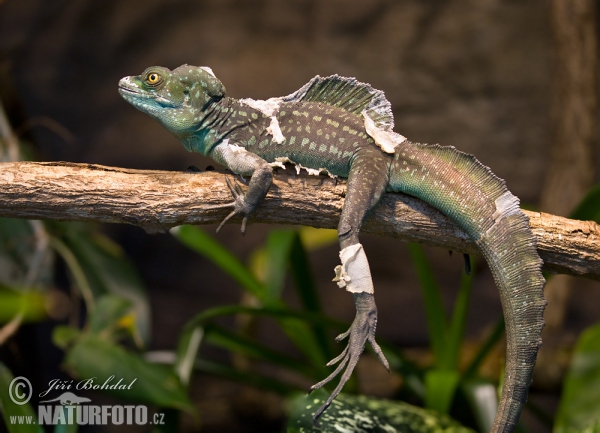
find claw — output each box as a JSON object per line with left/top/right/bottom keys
{"left": 368, "top": 334, "right": 390, "bottom": 372}
{"left": 214, "top": 176, "right": 252, "bottom": 234}
{"left": 216, "top": 210, "right": 237, "bottom": 233}
{"left": 225, "top": 176, "right": 243, "bottom": 197}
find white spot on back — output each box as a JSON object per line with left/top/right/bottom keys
{"left": 200, "top": 66, "right": 216, "bottom": 78}
{"left": 267, "top": 116, "right": 285, "bottom": 144}
{"left": 362, "top": 110, "right": 406, "bottom": 154}
{"left": 239, "top": 97, "right": 282, "bottom": 117}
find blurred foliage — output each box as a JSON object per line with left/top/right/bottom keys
{"left": 0, "top": 125, "right": 599, "bottom": 432}
{"left": 555, "top": 323, "right": 600, "bottom": 433}
{"left": 570, "top": 183, "right": 600, "bottom": 223}
{"left": 169, "top": 226, "right": 503, "bottom": 431}
{"left": 3, "top": 215, "right": 600, "bottom": 432}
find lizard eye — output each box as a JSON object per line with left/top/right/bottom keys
{"left": 145, "top": 72, "right": 162, "bottom": 86}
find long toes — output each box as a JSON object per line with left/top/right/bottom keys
{"left": 368, "top": 335, "right": 390, "bottom": 371}
{"left": 234, "top": 180, "right": 244, "bottom": 196}
{"left": 225, "top": 176, "right": 234, "bottom": 192}
{"left": 211, "top": 202, "right": 235, "bottom": 210}
{"left": 335, "top": 329, "right": 351, "bottom": 342}
{"left": 216, "top": 210, "right": 237, "bottom": 233}
{"left": 225, "top": 177, "right": 240, "bottom": 198}
{"left": 312, "top": 356, "right": 360, "bottom": 425}
{"left": 326, "top": 345, "right": 349, "bottom": 367}
{"left": 309, "top": 355, "right": 349, "bottom": 393}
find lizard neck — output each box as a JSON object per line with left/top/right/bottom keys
{"left": 179, "top": 97, "right": 264, "bottom": 155}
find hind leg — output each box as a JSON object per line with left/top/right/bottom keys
{"left": 310, "top": 149, "right": 392, "bottom": 423}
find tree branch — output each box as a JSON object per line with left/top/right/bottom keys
{"left": 1, "top": 161, "right": 598, "bottom": 280}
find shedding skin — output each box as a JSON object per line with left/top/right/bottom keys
{"left": 119, "top": 65, "right": 546, "bottom": 433}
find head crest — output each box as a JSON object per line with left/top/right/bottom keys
{"left": 173, "top": 64, "right": 225, "bottom": 99}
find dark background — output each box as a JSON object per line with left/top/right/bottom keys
{"left": 1, "top": 1, "right": 599, "bottom": 431}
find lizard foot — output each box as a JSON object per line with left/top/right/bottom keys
{"left": 213, "top": 176, "right": 252, "bottom": 234}
{"left": 309, "top": 292, "right": 389, "bottom": 425}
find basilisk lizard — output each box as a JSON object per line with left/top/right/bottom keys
{"left": 119, "top": 65, "right": 546, "bottom": 432}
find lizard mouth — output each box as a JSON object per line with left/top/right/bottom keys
{"left": 118, "top": 85, "right": 153, "bottom": 99}
{"left": 118, "top": 77, "right": 155, "bottom": 99}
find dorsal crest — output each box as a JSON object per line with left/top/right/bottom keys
{"left": 282, "top": 75, "right": 395, "bottom": 131}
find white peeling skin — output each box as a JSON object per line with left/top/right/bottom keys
{"left": 332, "top": 243, "right": 374, "bottom": 294}
{"left": 200, "top": 66, "right": 216, "bottom": 78}
{"left": 239, "top": 97, "right": 282, "bottom": 117}
{"left": 211, "top": 139, "right": 266, "bottom": 176}
{"left": 269, "top": 156, "right": 292, "bottom": 169}
{"left": 493, "top": 191, "right": 521, "bottom": 221}
{"left": 362, "top": 110, "right": 406, "bottom": 154}
{"left": 267, "top": 116, "right": 285, "bottom": 144}
{"left": 268, "top": 157, "right": 338, "bottom": 179}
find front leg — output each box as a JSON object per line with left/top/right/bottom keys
{"left": 310, "top": 149, "right": 392, "bottom": 424}
{"left": 209, "top": 139, "right": 273, "bottom": 234}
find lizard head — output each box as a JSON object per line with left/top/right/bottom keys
{"left": 118, "top": 65, "right": 226, "bottom": 137}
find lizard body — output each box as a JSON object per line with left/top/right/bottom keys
{"left": 119, "top": 65, "right": 546, "bottom": 433}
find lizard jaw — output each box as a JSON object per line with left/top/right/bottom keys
{"left": 118, "top": 77, "right": 182, "bottom": 120}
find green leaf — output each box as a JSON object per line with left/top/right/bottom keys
{"left": 63, "top": 335, "right": 193, "bottom": 412}
{"left": 175, "top": 326, "right": 203, "bottom": 388}
{"left": 570, "top": 184, "right": 600, "bottom": 223}
{"left": 171, "top": 225, "right": 265, "bottom": 300}
{"left": 206, "top": 325, "right": 309, "bottom": 371}
{"left": 180, "top": 304, "right": 422, "bottom": 393}
{"left": 52, "top": 326, "right": 80, "bottom": 349}
{"left": 287, "top": 390, "right": 474, "bottom": 433}
{"left": 175, "top": 227, "right": 328, "bottom": 368}
{"left": 261, "top": 230, "right": 329, "bottom": 367}
{"left": 297, "top": 227, "right": 338, "bottom": 251}
{"left": 424, "top": 368, "right": 460, "bottom": 414}
{"left": 408, "top": 243, "right": 447, "bottom": 366}
{"left": 180, "top": 304, "right": 341, "bottom": 380}
{"left": 194, "top": 359, "right": 299, "bottom": 395}
{"left": 288, "top": 232, "right": 332, "bottom": 361}
{"left": 0, "top": 288, "right": 46, "bottom": 323}
{"left": 52, "top": 295, "right": 136, "bottom": 348}
{"left": 0, "top": 218, "right": 53, "bottom": 288}
{"left": 49, "top": 237, "right": 95, "bottom": 312}
{"left": 56, "top": 227, "right": 151, "bottom": 345}
{"left": 0, "top": 362, "right": 43, "bottom": 433}
{"left": 86, "top": 295, "right": 132, "bottom": 336}
{"left": 555, "top": 322, "right": 600, "bottom": 433}
{"left": 184, "top": 304, "right": 344, "bottom": 330}
{"left": 443, "top": 262, "right": 475, "bottom": 370}
{"left": 263, "top": 230, "right": 296, "bottom": 300}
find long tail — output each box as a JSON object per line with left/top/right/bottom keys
{"left": 389, "top": 141, "right": 546, "bottom": 433}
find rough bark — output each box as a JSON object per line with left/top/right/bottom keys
{"left": 1, "top": 162, "right": 598, "bottom": 281}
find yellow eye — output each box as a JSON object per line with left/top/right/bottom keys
{"left": 146, "top": 72, "right": 161, "bottom": 85}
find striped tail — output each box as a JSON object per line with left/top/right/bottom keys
{"left": 389, "top": 140, "right": 546, "bottom": 433}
